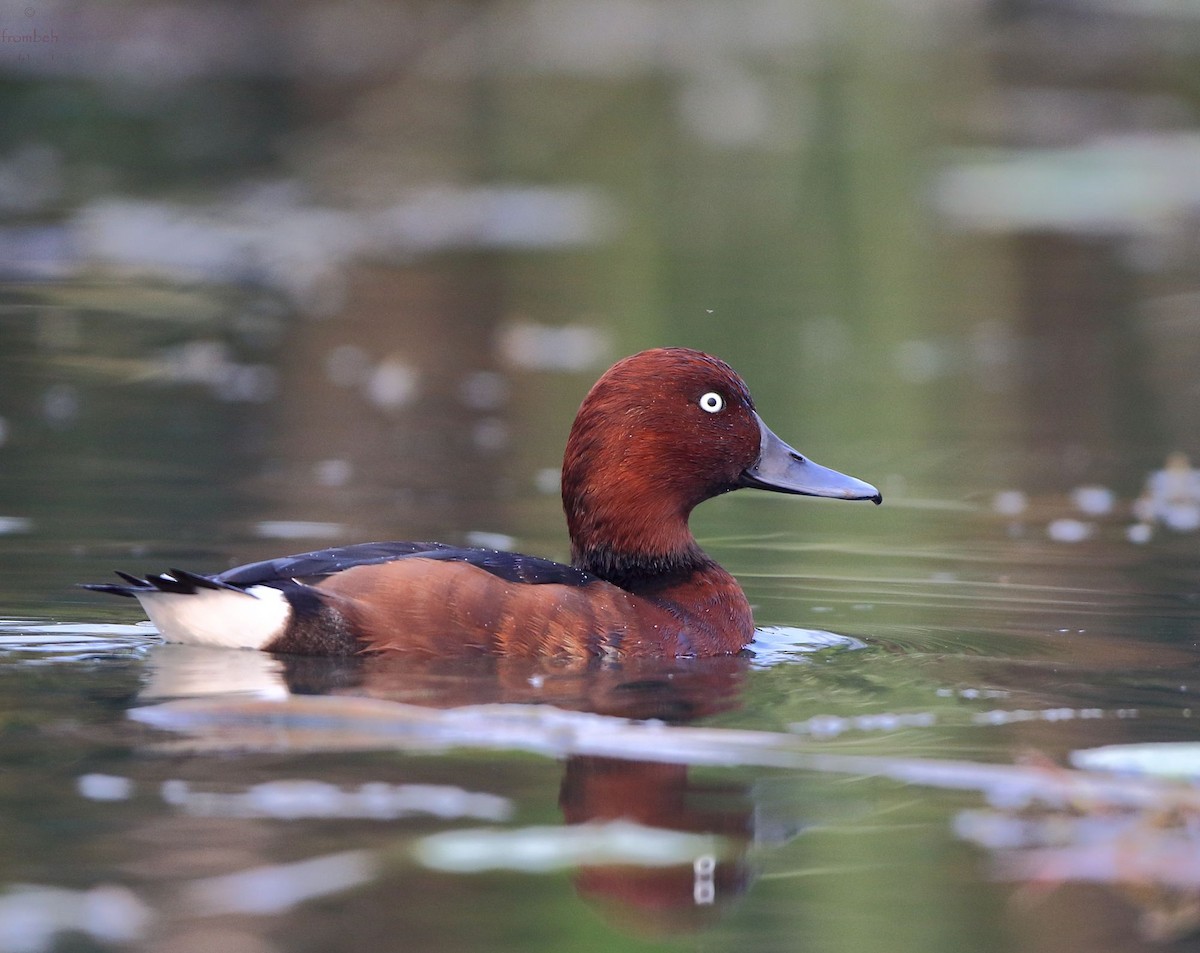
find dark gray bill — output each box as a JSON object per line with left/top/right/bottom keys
{"left": 738, "top": 413, "right": 882, "bottom": 504}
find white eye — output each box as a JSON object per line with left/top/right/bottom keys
{"left": 698, "top": 392, "right": 725, "bottom": 414}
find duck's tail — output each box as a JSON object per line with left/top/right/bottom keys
{"left": 81, "top": 568, "right": 248, "bottom": 598}
{"left": 81, "top": 570, "right": 291, "bottom": 650}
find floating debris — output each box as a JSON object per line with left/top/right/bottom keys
{"left": 954, "top": 737, "right": 1200, "bottom": 944}
{"left": 1135, "top": 452, "right": 1200, "bottom": 532}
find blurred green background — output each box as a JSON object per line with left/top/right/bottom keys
{"left": 4, "top": 1, "right": 1200, "bottom": 566}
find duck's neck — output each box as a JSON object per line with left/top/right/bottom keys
{"left": 571, "top": 539, "right": 709, "bottom": 593}
{"left": 561, "top": 435, "right": 754, "bottom": 647}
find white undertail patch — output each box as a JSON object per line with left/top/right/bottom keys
{"left": 135, "top": 584, "right": 291, "bottom": 650}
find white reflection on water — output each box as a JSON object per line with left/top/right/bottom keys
{"left": 414, "top": 821, "right": 727, "bottom": 874}
{"left": 141, "top": 644, "right": 287, "bottom": 700}
{"left": 71, "top": 187, "right": 614, "bottom": 313}
{"left": 1136, "top": 452, "right": 1200, "bottom": 532}
{"left": 0, "top": 621, "right": 154, "bottom": 661}
{"left": 184, "top": 851, "right": 377, "bottom": 916}
{"left": 1070, "top": 484, "right": 1115, "bottom": 516}
{"left": 159, "top": 778, "right": 512, "bottom": 822}
{"left": 1071, "top": 741, "right": 1200, "bottom": 779}
{"left": 0, "top": 884, "right": 150, "bottom": 953}
{"left": 935, "top": 134, "right": 1200, "bottom": 234}
{"left": 253, "top": 520, "right": 346, "bottom": 541}
{"left": 790, "top": 710, "right": 937, "bottom": 739}
{"left": 1046, "top": 517, "right": 1095, "bottom": 543}
{"left": 76, "top": 773, "right": 134, "bottom": 802}
{"left": 747, "top": 625, "right": 865, "bottom": 668}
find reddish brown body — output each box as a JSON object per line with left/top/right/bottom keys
{"left": 87, "top": 348, "right": 881, "bottom": 658}
{"left": 296, "top": 556, "right": 754, "bottom": 659}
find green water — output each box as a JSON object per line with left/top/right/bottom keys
{"left": 4, "top": 1, "right": 1200, "bottom": 949}
{"left": 1, "top": 276, "right": 1198, "bottom": 953}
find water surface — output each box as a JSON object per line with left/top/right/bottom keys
{"left": 4, "top": 2, "right": 1200, "bottom": 950}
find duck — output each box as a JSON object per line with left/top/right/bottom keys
{"left": 84, "top": 347, "right": 881, "bottom": 659}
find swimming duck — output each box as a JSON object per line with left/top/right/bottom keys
{"left": 84, "top": 347, "right": 881, "bottom": 659}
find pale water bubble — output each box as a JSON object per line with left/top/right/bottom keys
{"left": 1126, "top": 522, "right": 1153, "bottom": 544}
{"left": 161, "top": 779, "right": 189, "bottom": 806}
{"left": 1046, "top": 518, "right": 1094, "bottom": 543}
{"left": 498, "top": 322, "right": 609, "bottom": 371}
{"left": 77, "top": 773, "right": 134, "bottom": 802}
{"left": 0, "top": 517, "right": 32, "bottom": 536}
{"left": 313, "top": 458, "right": 353, "bottom": 487}
{"left": 1162, "top": 504, "right": 1200, "bottom": 532}
{"left": 992, "top": 490, "right": 1028, "bottom": 516}
{"left": 0, "top": 884, "right": 150, "bottom": 951}
{"left": 364, "top": 357, "right": 418, "bottom": 410}
{"left": 254, "top": 521, "right": 345, "bottom": 540}
{"left": 41, "top": 383, "right": 80, "bottom": 427}
{"left": 472, "top": 418, "right": 509, "bottom": 453}
{"left": 1137, "top": 453, "right": 1200, "bottom": 531}
{"left": 465, "top": 531, "right": 517, "bottom": 551}
{"left": 534, "top": 468, "right": 560, "bottom": 495}
{"left": 459, "top": 370, "right": 509, "bottom": 410}
{"left": 1070, "top": 484, "right": 1115, "bottom": 515}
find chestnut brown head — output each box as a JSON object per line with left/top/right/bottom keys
{"left": 562, "top": 348, "right": 879, "bottom": 576}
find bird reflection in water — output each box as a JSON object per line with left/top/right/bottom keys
{"left": 288, "top": 651, "right": 758, "bottom": 934}
{"left": 141, "top": 644, "right": 767, "bottom": 936}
